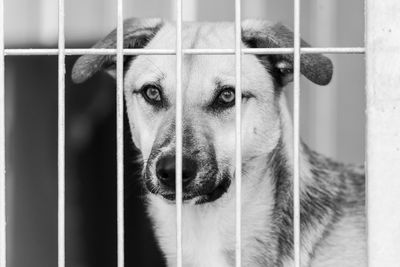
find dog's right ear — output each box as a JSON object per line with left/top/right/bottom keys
{"left": 242, "top": 19, "right": 333, "bottom": 87}
{"left": 71, "top": 18, "right": 164, "bottom": 84}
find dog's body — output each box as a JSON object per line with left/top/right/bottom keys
{"left": 72, "top": 19, "right": 366, "bottom": 267}
{"left": 149, "top": 129, "right": 366, "bottom": 267}
{"left": 149, "top": 147, "right": 366, "bottom": 267}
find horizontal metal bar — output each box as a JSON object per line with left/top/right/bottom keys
{"left": 300, "top": 47, "right": 366, "bottom": 54}
{"left": 3, "top": 48, "right": 176, "bottom": 56}
{"left": 245, "top": 47, "right": 366, "bottom": 54}
{"left": 183, "top": 48, "right": 237, "bottom": 54}
{"left": 3, "top": 47, "right": 366, "bottom": 56}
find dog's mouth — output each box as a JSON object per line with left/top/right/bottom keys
{"left": 155, "top": 177, "right": 231, "bottom": 205}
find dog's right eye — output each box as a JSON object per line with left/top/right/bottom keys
{"left": 141, "top": 85, "right": 163, "bottom": 106}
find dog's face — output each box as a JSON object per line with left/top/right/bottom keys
{"left": 72, "top": 19, "right": 332, "bottom": 204}
{"left": 126, "top": 23, "right": 281, "bottom": 204}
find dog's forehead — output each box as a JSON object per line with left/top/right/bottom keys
{"left": 126, "top": 22, "right": 271, "bottom": 102}
{"left": 152, "top": 22, "right": 236, "bottom": 49}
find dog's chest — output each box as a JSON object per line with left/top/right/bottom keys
{"left": 148, "top": 196, "right": 235, "bottom": 267}
{"left": 181, "top": 210, "right": 232, "bottom": 267}
{"left": 147, "top": 180, "right": 275, "bottom": 267}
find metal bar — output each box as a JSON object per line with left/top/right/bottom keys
{"left": 3, "top": 47, "right": 366, "bottom": 56}
{"left": 367, "top": 1, "right": 400, "bottom": 266}
{"left": 234, "top": 0, "right": 242, "bottom": 266}
{"left": 293, "top": 0, "right": 301, "bottom": 265}
{"left": 175, "top": 0, "right": 183, "bottom": 266}
{"left": 184, "top": 48, "right": 237, "bottom": 54}
{"left": 4, "top": 48, "right": 174, "bottom": 56}
{"left": 299, "top": 47, "right": 365, "bottom": 54}
{"left": 57, "top": 0, "right": 65, "bottom": 266}
{"left": 183, "top": 47, "right": 367, "bottom": 55}
{"left": 0, "top": 0, "right": 6, "bottom": 266}
{"left": 116, "top": 0, "right": 124, "bottom": 266}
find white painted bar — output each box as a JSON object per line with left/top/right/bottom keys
{"left": 175, "top": 0, "right": 183, "bottom": 266}
{"left": 293, "top": 0, "right": 301, "bottom": 266}
{"left": 3, "top": 47, "right": 366, "bottom": 56}
{"left": 300, "top": 47, "right": 365, "bottom": 54}
{"left": 0, "top": 0, "right": 6, "bottom": 266}
{"left": 4, "top": 49, "right": 175, "bottom": 56}
{"left": 234, "top": 0, "right": 242, "bottom": 266}
{"left": 366, "top": 1, "right": 400, "bottom": 266}
{"left": 116, "top": 0, "right": 124, "bottom": 266}
{"left": 245, "top": 47, "right": 366, "bottom": 55}
{"left": 57, "top": 0, "right": 65, "bottom": 266}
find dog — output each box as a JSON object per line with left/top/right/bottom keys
{"left": 71, "top": 18, "right": 366, "bottom": 267}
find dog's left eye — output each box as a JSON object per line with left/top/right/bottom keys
{"left": 142, "top": 85, "right": 162, "bottom": 105}
{"left": 219, "top": 89, "right": 235, "bottom": 103}
{"left": 214, "top": 88, "right": 236, "bottom": 109}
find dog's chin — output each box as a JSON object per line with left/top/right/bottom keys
{"left": 155, "top": 178, "right": 231, "bottom": 205}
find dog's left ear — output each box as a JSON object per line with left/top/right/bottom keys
{"left": 71, "top": 18, "right": 163, "bottom": 84}
{"left": 242, "top": 20, "right": 333, "bottom": 86}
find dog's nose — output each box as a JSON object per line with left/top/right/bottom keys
{"left": 156, "top": 155, "right": 198, "bottom": 188}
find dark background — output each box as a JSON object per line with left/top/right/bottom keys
{"left": 6, "top": 55, "right": 165, "bottom": 266}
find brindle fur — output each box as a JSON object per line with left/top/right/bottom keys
{"left": 247, "top": 139, "right": 365, "bottom": 266}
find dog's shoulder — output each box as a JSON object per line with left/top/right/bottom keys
{"left": 302, "top": 145, "right": 366, "bottom": 267}
{"left": 304, "top": 144, "right": 365, "bottom": 223}
{"left": 304, "top": 144, "right": 365, "bottom": 198}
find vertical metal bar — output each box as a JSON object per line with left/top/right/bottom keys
{"left": 293, "top": 0, "right": 301, "bottom": 266}
{"left": 0, "top": 0, "right": 5, "bottom": 266}
{"left": 57, "top": 0, "right": 65, "bottom": 266}
{"left": 366, "top": 1, "right": 400, "bottom": 267}
{"left": 175, "top": 0, "right": 183, "bottom": 266}
{"left": 234, "top": 0, "right": 242, "bottom": 266}
{"left": 116, "top": 0, "right": 124, "bottom": 266}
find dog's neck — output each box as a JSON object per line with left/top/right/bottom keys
{"left": 146, "top": 96, "right": 343, "bottom": 267}
{"left": 262, "top": 96, "right": 344, "bottom": 266}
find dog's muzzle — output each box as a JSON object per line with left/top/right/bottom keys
{"left": 145, "top": 153, "right": 231, "bottom": 204}
{"left": 156, "top": 154, "right": 198, "bottom": 189}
